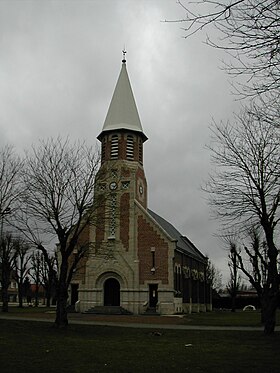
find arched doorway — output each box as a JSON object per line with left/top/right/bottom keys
{"left": 104, "top": 278, "right": 120, "bottom": 306}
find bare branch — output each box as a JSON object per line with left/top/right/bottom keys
{"left": 167, "top": 0, "right": 280, "bottom": 99}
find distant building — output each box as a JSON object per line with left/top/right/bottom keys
{"left": 0, "top": 274, "right": 47, "bottom": 305}
{"left": 213, "top": 289, "right": 260, "bottom": 310}
{"left": 71, "top": 55, "right": 211, "bottom": 314}
{"left": 6, "top": 274, "right": 18, "bottom": 303}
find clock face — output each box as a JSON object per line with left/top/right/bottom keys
{"left": 109, "top": 182, "right": 117, "bottom": 191}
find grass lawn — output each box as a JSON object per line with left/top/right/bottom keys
{"left": 5, "top": 305, "right": 280, "bottom": 327}
{"left": 183, "top": 309, "right": 278, "bottom": 327}
{"left": 0, "top": 319, "right": 279, "bottom": 373}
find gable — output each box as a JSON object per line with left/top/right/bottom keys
{"left": 147, "top": 209, "right": 207, "bottom": 263}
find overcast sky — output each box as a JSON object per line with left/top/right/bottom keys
{"left": 0, "top": 0, "right": 241, "bottom": 282}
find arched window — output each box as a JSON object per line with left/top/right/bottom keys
{"left": 111, "top": 135, "right": 119, "bottom": 159}
{"left": 126, "top": 135, "right": 134, "bottom": 160}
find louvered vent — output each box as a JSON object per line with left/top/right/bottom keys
{"left": 101, "top": 138, "right": 106, "bottom": 162}
{"left": 138, "top": 139, "right": 143, "bottom": 164}
{"left": 126, "top": 135, "right": 134, "bottom": 160}
{"left": 111, "top": 135, "right": 119, "bottom": 159}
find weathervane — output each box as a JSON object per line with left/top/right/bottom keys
{"left": 122, "top": 48, "right": 127, "bottom": 63}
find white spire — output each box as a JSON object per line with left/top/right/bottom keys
{"left": 99, "top": 55, "right": 147, "bottom": 141}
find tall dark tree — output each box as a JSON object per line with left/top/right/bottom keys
{"left": 0, "top": 144, "right": 23, "bottom": 310}
{"left": 227, "top": 241, "right": 242, "bottom": 312}
{"left": 22, "top": 276, "right": 32, "bottom": 305}
{"left": 205, "top": 258, "right": 223, "bottom": 292}
{"left": 205, "top": 104, "right": 279, "bottom": 334}
{"left": 0, "top": 233, "right": 16, "bottom": 312}
{"left": 29, "top": 251, "right": 42, "bottom": 307}
{"left": 16, "top": 137, "right": 101, "bottom": 327}
{"left": 232, "top": 228, "right": 272, "bottom": 322}
{"left": 13, "top": 238, "right": 32, "bottom": 308}
{"left": 38, "top": 246, "right": 57, "bottom": 307}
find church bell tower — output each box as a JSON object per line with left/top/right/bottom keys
{"left": 95, "top": 52, "right": 148, "bottom": 243}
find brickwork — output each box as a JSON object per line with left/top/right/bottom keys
{"left": 121, "top": 166, "right": 131, "bottom": 178}
{"left": 119, "top": 134, "right": 126, "bottom": 159}
{"left": 136, "top": 167, "right": 146, "bottom": 185}
{"left": 137, "top": 215, "right": 169, "bottom": 285}
{"left": 100, "top": 131, "right": 144, "bottom": 164}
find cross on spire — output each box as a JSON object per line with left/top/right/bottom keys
{"left": 122, "top": 48, "right": 127, "bottom": 64}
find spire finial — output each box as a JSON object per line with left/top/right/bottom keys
{"left": 122, "top": 48, "right": 127, "bottom": 64}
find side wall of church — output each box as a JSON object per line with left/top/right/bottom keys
{"left": 136, "top": 206, "right": 176, "bottom": 314}
{"left": 173, "top": 251, "right": 211, "bottom": 313}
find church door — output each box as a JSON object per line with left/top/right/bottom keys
{"left": 104, "top": 278, "right": 120, "bottom": 306}
{"left": 149, "top": 284, "right": 158, "bottom": 308}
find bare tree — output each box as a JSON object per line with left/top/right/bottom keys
{"left": 29, "top": 247, "right": 58, "bottom": 307}
{"left": 29, "top": 251, "right": 42, "bottom": 307}
{"left": 231, "top": 228, "right": 272, "bottom": 321}
{"left": 16, "top": 137, "right": 101, "bottom": 327}
{"left": 22, "top": 276, "right": 32, "bottom": 305}
{"left": 0, "top": 233, "right": 17, "bottom": 312}
{"left": 169, "top": 0, "right": 280, "bottom": 99}
{"left": 13, "top": 239, "right": 32, "bottom": 308}
{"left": 206, "top": 258, "right": 223, "bottom": 292}
{"left": 205, "top": 104, "right": 279, "bottom": 333}
{"left": 38, "top": 246, "right": 57, "bottom": 307}
{"left": 0, "top": 145, "right": 23, "bottom": 215}
{"left": 227, "top": 241, "right": 242, "bottom": 312}
{"left": 0, "top": 145, "right": 23, "bottom": 301}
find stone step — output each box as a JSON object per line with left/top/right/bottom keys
{"left": 143, "top": 307, "right": 160, "bottom": 316}
{"left": 84, "top": 306, "right": 133, "bottom": 315}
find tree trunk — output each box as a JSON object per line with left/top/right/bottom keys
{"left": 46, "top": 287, "right": 51, "bottom": 307}
{"left": 261, "top": 286, "right": 279, "bottom": 335}
{"left": 261, "top": 222, "right": 279, "bottom": 334}
{"left": 55, "top": 284, "right": 68, "bottom": 327}
{"left": 1, "top": 286, "right": 9, "bottom": 312}
{"left": 1, "top": 266, "right": 10, "bottom": 312}
{"left": 18, "top": 282, "right": 23, "bottom": 308}
{"left": 34, "top": 284, "right": 39, "bottom": 307}
{"left": 231, "top": 293, "right": 236, "bottom": 312}
{"left": 54, "top": 259, "right": 69, "bottom": 327}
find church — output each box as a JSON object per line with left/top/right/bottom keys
{"left": 72, "top": 54, "right": 211, "bottom": 315}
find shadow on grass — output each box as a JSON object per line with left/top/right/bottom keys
{"left": 0, "top": 319, "right": 279, "bottom": 373}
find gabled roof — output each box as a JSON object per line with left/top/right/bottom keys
{"left": 98, "top": 60, "right": 147, "bottom": 141}
{"left": 148, "top": 209, "right": 207, "bottom": 263}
